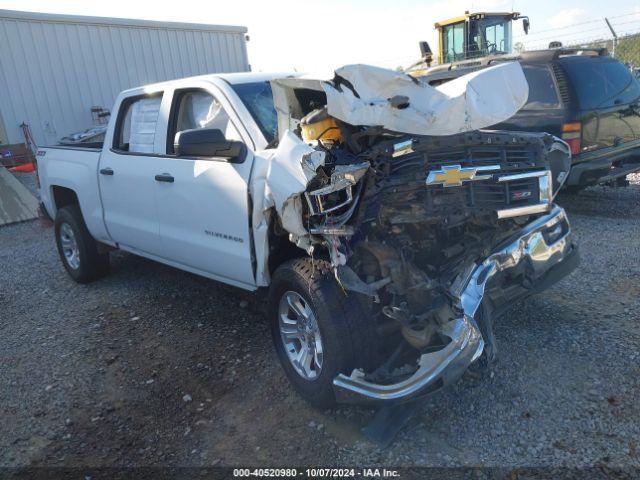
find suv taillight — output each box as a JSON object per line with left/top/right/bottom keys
{"left": 562, "top": 122, "right": 581, "bottom": 155}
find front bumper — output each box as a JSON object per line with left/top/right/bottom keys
{"left": 333, "top": 205, "right": 578, "bottom": 404}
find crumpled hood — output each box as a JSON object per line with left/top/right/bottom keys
{"left": 272, "top": 61, "right": 529, "bottom": 137}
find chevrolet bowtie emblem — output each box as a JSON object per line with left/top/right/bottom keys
{"left": 426, "top": 164, "right": 500, "bottom": 188}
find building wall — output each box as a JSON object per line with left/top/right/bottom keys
{"left": 0, "top": 10, "right": 249, "bottom": 146}
{"left": 0, "top": 110, "right": 7, "bottom": 144}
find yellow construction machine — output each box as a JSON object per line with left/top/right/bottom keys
{"left": 409, "top": 11, "right": 530, "bottom": 74}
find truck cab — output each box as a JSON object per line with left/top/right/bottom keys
{"left": 436, "top": 11, "right": 530, "bottom": 64}
{"left": 39, "top": 73, "right": 280, "bottom": 290}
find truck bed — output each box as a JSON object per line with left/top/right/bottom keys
{"left": 37, "top": 145, "right": 111, "bottom": 244}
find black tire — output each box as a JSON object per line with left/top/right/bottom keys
{"left": 54, "top": 205, "right": 109, "bottom": 283}
{"left": 268, "top": 258, "right": 374, "bottom": 409}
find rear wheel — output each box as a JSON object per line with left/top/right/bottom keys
{"left": 268, "top": 258, "right": 373, "bottom": 408}
{"left": 54, "top": 205, "right": 109, "bottom": 283}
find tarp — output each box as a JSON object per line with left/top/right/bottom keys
{"left": 274, "top": 62, "right": 529, "bottom": 135}
{"left": 321, "top": 62, "right": 529, "bottom": 136}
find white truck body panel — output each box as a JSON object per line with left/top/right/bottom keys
{"left": 39, "top": 73, "right": 270, "bottom": 290}
{"left": 38, "top": 146, "right": 111, "bottom": 244}
{"left": 98, "top": 152, "right": 166, "bottom": 256}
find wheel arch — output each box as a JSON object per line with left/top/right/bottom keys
{"left": 51, "top": 185, "right": 79, "bottom": 212}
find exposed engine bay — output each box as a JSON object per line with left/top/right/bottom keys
{"left": 252, "top": 63, "right": 577, "bottom": 403}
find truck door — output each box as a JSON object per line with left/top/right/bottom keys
{"left": 152, "top": 87, "right": 255, "bottom": 286}
{"left": 98, "top": 91, "right": 165, "bottom": 256}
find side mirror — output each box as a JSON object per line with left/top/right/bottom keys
{"left": 174, "top": 128, "right": 246, "bottom": 162}
{"left": 419, "top": 41, "right": 432, "bottom": 58}
{"left": 522, "top": 17, "right": 530, "bottom": 35}
{"left": 418, "top": 41, "right": 433, "bottom": 67}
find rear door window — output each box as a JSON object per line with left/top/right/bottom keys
{"left": 561, "top": 58, "right": 640, "bottom": 109}
{"left": 113, "top": 93, "right": 163, "bottom": 153}
{"left": 521, "top": 64, "right": 561, "bottom": 109}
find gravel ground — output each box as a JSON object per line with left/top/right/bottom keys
{"left": 0, "top": 172, "right": 638, "bottom": 468}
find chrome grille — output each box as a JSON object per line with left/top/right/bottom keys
{"left": 369, "top": 131, "right": 554, "bottom": 220}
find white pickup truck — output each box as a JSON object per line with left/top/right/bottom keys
{"left": 38, "top": 65, "right": 579, "bottom": 408}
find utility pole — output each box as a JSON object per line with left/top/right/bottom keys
{"left": 605, "top": 18, "right": 618, "bottom": 57}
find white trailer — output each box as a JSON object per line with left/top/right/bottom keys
{"left": 0, "top": 9, "right": 249, "bottom": 146}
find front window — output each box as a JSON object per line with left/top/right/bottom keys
{"left": 442, "top": 22, "right": 466, "bottom": 63}
{"left": 473, "top": 17, "right": 512, "bottom": 57}
{"left": 230, "top": 81, "right": 278, "bottom": 145}
{"left": 167, "top": 89, "right": 241, "bottom": 155}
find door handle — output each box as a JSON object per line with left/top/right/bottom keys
{"left": 99, "top": 167, "right": 114, "bottom": 176}
{"left": 155, "top": 173, "right": 174, "bottom": 183}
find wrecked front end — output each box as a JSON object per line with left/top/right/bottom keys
{"left": 261, "top": 64, "right": 578, "bottom": 404}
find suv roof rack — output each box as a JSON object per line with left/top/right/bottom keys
{"left": 519, "top": 47, "right": 608, "bottom": 61}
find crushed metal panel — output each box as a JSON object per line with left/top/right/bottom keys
{"left": 263, "top": 130, "right": 324, "bottom": 237}
{"left": 0, "top": 169, "right": 39, "bottom": 225}
{"left": 249, "top": 130, "right": 325, "bottom": 285}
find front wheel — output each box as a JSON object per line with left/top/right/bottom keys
{"left": 54, "top": 205, "right": 109, "bottom": 283}
{"left": 268, "top": 258, "right": 373, "bottom": 408}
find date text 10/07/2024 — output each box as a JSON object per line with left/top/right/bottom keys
{"left": 233, "top": 468, "right": 401, "bottom": 478}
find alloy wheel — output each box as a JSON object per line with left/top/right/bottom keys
{"left": 278, "top": 291, "right": 324, "bottom": 380}
{"left": 59, "top": 222, "right": 80, "bottom": 270}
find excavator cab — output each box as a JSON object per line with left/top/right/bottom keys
{"left": 436, "top": 12, "right": 529, "bottom": 64}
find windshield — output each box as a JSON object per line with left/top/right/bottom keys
{"left": 561, "top": 58, "right": 640, "bottom": 109}
{"left": 474, "top": 17, "right": 512, "bottom": 56}
{"left": 230, "top": 81, "right": 278, "bottom": 144}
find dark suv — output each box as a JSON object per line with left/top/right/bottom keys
{"left": 420, "top": 48, "right": 640, "bottom": 189}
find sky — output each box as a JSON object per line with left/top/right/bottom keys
{"left": 1, "top": 0, "right": 639, "bottom": 72}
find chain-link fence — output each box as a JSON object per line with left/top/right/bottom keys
{"left": 393, "top": 11, "right": 640, "bottom": 73}
{"left": 515, "top": 11, "right": 640, "bottom": 68}
{"left": 564, "top": 31, "right": 640, "bottom": 70}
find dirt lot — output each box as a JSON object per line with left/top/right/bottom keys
{"left": 1, "top": 172, "right": 639, "bottom": 468}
